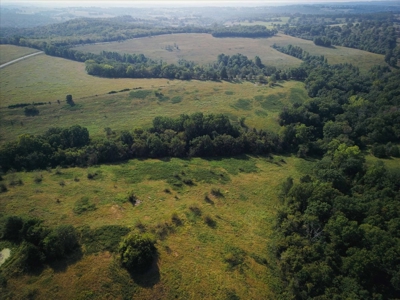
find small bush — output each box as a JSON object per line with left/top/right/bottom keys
{"left": 0, "top": 183, "right": 7, "bottom": 193}
{"left": 87, "top": 172, "right": 98, "bottom": 180}
{"left": 211, "top": 188, "right": 223, "bottom": 197}
{"left": 34, "top": 174, "right": 42, "bottom": 183}
{"left": 223, "top": 246, "right": 245, "bottom": 270}
{"left": 171, "top": 212, "right": 182, "bottom": 226}
{"left": 127, "top": 192, "right": 137, "bottom": 205}
{"left": 118, "top": 233, "right": 156, "bottom": 272}
{"left": 59, "top": 180, "right": 65, "bottom": 187}
{"left": 134, "top": 220, "right": 146, "bottom": 233}
{"left": 73, "top": 197, "right": 96, "bottom": 215}
{"left": 204, "top": 194, "right": 214, "bottom": 204}
{"left": 24, "top": 105, "right": 39, "bottom": 116}
{"left": 182, "top": 178, "right": 194, "bottom": 186}
{"left": 189, "top": 205, "right": 202, "bottom": 216}
{"left": 171, "top": 96, "right": 182, "bottom": 104}
{"left": 203, "top": 215, "right": 216, "bottom": 227}
{"left": 163, "top": 188, "right": 171, "bottom": 193}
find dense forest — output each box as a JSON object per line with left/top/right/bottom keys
{"left": 274, "top": 155, "right": 400, "bottom": 299}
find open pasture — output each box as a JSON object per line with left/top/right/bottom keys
{"left": 0, "top": 51, "right": 309, "bottom": 144}
{"left": 0, "top": 45, "right": 39, "bottom": 65}
{"left": 0, "top": 155, "right": 314, "bottom": 299}
{"left": 73, "top": 33, "right": 302, "bottom": 68}
{"left": 74, "top": 33, "right": 386, "bottom": 72}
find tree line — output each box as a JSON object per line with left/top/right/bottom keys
{"left": 211, "top": 25, "right": 277, "bottom": 38}
{"left": 0, "top": 114, "right": 296, "bottom": 172}
{"left": 282, "top": 19, "right": 399, "bottom": 66}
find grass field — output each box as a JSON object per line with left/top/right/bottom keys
{"left": 0, "top": 45, "right": 39, "bottom": 65}
{"left": 73, "top": 33, "right": 386, "bottom": 72}
{"left": 0, "top": 155, "right": 315, "bottom": 299}
{"left": 73, "top": 33, "right": 302, "bottom": 68}
{"left": 0, "top": 50, "right": 310, "bottom": 144}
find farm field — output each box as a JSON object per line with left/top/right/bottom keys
{"left": 73, "top": 33, "right": 386, "bottom": 72}
{"left": 0, "top": 155, "right": 314, "bottom": 299}
{"left": 0, "top": 45, "right": 40, "bottom": 65}
{"left": 0, "top": 48, "right": 310, "bottom": 145}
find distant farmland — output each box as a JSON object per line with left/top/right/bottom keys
{"left": 73, "top": 33, "right": 386, "bottom": 72}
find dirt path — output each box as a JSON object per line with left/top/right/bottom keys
{"left": 0, "top": 51, "right": 44, "bottom": 69}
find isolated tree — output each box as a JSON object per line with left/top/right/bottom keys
{"left": 118, "top": 232, "right": 156, "bottom": 271}
{"left": 66, "top": 94, "right": 75, "bottom": 106}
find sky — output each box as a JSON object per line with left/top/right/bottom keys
{"left": 1, "top": 0, "right": 392, "bottom": 7}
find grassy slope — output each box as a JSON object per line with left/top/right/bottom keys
{"left": 0, "top": 155, "right": 315, "bottom": 299}
{"left": 0, "top": 45, "right": 39, "bottom": 65}
{"left": 0, "top": 51, "right": 310, "bottom": 144}
{"left": 73, "top": 33, "right": 386, "bottom": 72}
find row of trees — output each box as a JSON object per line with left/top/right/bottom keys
{"left": 211, "top": 25, "right": 277, "bottom": 38}
{"left": 0, "top": 114, "right": 299, "bottom": 172}
{"left": 84, "top": 52, "right": 278, "bottom": 81}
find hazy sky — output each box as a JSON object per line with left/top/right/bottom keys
{"left": 1, "top": 0, "right": 391, "bottom": 7}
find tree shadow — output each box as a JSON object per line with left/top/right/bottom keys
{"left": 128, "top": 254, "right": 160, "bottom": 288}
{"left": 47, "top": 247, "right": 83, "bottom": 273}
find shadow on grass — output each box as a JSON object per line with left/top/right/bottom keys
{"left": 128, "top": 254, "right": 160, "bottom": 288}
{"left": 48, "top": 247, "right": 83, "bottom": 273}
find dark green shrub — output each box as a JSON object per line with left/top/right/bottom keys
{"left": 127, "top": 192, "right": 137, "bottom": 205}
{"left": 118, "top": 233, "right": 156, "bottom": 271}
{"left": 203, "top": 215, "right": 216, "bottom": 228}
{"left": 87, "top": 172, "right": 98, "bottom": 180}
{"left": 171, "top": 212, "right": 182, "bottom": 226}
{"left": 18, "top": 242, "right": 45, "bottom": 271}
{"left": 0, "top": 183, "right": 7, "bottom": 193}
{"left": 211, "top": 188, "right": 223, "bottom": 197}
{"left": 42, "top": 225, "right": 79, "bottom": 259}
{"left": 1, "top": 216, "right": 24, "bottom": 241}
{"left": 24, "top": 105, "right": 39, "bottom": 117}
{"left": 189, "top": 205, "right": 202, "bottom": 216}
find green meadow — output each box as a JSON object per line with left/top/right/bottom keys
{"left": 0, "top": 155, "right": 315, "bottom": 299}
{"left": 0, "top": 48, "right": 310, "bottom": 145}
